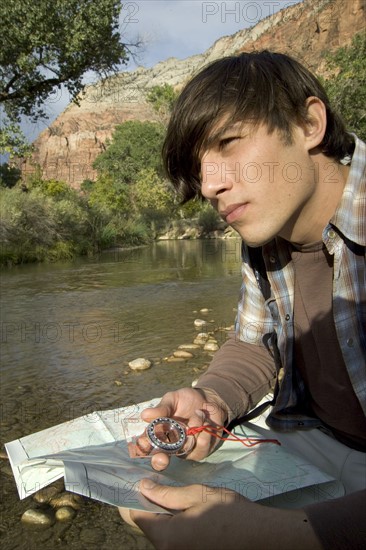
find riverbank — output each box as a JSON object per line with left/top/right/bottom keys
{"left": 1, "top": 308, "right": 234, "bottom": 536}
{"left": 0, "top": 212, "right": 239, "bottom": 268}
{"left": 0, "top": 240, "right": 241, "bottom": 549}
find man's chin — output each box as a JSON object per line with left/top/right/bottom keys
{"left": 239, "top": 235, "right": 274, "bottom": 248}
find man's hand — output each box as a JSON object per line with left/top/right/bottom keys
{"left": 123, "top": 480, "right": 322, "bottom": 550}
{"left": 140, "top": 387, "right": 227, "bottom": 470}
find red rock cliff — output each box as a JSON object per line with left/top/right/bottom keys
{"left": 19, "top": 0, "right": 366, "bottom": 187}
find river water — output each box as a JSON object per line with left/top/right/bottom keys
{"left": 0, "top": 239, "right": 242, "bottom": 550}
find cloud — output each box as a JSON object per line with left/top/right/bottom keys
{"left": 119, "top": 0, "right": 301, "bottom": 69}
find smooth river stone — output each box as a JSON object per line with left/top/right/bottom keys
{"left": 178, "top": 344, "right": 200, "bottom": 350}
{"left": 21, "top": 508, "right": 55, "bottom": 528}
{"left": 49, "top": 492, "right": 83, "bottom": 510}
{"left": 204, "top": 342, "right": 219, "bottom": 351}
{"left": 55, "top": 506, "right": 76, "bottom": 522}
{"left": 128, "top": 358, "right": 152, "bottom": 371}
{"left": 194, "top": 319, "right": 207, "bottom": 328}
{"left": 173, "top": 350, "right": 194, "bottom": 359}
{"left": 33, "top": 483, "right": 64, "bottom": 504}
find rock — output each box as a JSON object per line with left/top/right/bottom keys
{"left": 165, "top": 356, "right": 185, "bottom": 363}
{"left": 191, "top": 379, "right": 199, "bottom": 387}
{"left": 178, "top": 344, "right": 200, "bottom": 350}
{"left": 21, "top": 508, "right": 55, "bottom": 528}
{"left": 199, "top": 308, "right": 210, "bottom": 314}
{"left": 194, "top": 319, "right": 207, "bottom": 328}
{"left": 19, "top": 0, "right": 365, "bottom": 191}
{"left": 173, "top": 350, "right": 194, "bottom": 359}
{"left": 193, "top": 332, "right": 209, "bottom": 345}
{"left": 49, "top": 492, "right": 84, "bottom": 510}
{"left": 114, "top": 380, "right": 123, "bottom": 386}
{"left": 128, "top": 358, "right": 152, "bottom": 371}
{"left": 33, "top": 483, "right": 64, "bottom": 504}
{"left": 55, "top": 506, "right": 76, "bottom": 522}
{"left": 178, "top": 227, "right": 200, "bottom": 240}
{"left": 204, "top": 342, "right": 219, "bottom": 352}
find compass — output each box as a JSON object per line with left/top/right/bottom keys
{"left": 146, "top": 417, "right": 187, "bottom": 454}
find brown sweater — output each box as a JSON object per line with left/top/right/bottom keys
{"left": 195, "top": 241, "right": 366, "bottom": 548}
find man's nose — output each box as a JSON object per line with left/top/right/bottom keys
{"left": 201, "top": 155, "right": 235, "bottom": 200}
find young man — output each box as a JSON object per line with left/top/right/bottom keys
{"left": 120, "top": 51, "right": 366, "bottom": 549}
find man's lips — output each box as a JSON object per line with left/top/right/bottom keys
{"left": 220, "top": 203, "right": 248, "bottom": 223}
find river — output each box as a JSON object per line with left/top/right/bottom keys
{"left": 0, "top": 239, "right": 242, "bottom": 549}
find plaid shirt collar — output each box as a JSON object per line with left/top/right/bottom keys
{"left": 330, "top": 135, "right": 366, "bottom": 246}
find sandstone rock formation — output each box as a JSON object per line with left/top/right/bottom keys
{"left": 19, "top": 0, "right": 365, "bottom": 186}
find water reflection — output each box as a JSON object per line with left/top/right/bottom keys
{"left": 0, "top": 240, "right": 242, "bottom": 441}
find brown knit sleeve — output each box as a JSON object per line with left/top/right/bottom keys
{"left": 304, "top": 490, "right": 366, "bottom": 549}
{"left": 195, "top": 335, "right": 276, "bottom": 422}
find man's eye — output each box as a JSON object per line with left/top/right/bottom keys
{"left": 218, "top": 137, "right": 238, "bottom": 150}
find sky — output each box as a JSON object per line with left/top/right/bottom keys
{"left": 20, "top": 0, "right": 303, "bottom": 143}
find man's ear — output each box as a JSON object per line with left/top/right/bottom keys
{"left": 301, "top": 96, "right": 327, "bottom": 152}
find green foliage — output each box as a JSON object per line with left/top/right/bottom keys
{"left": 323, "top": 33, "right": 366, "bottom": 140}
{"left": 179, "top": 198, "right": 206, "bottom": 219}
{"left": 0, "top": 0, "right": 135, "bottom": 157}
{"left": 0, "top": 120, "right": 33, "bottom": 158}
{"left": 0, "top": 106, "right": 222, "bottom": 266}
{"left": 105, "top": 218, "right": 150, "bottom": 247}
{"left": 87, "top": 173, "right": 132, "bottom": 215}
{"left": 0, "top": 0, "right": 129, "bottom": 123}
{"left": 93, "top": 121, "right": 166, "bottom": 184}
{"left": 198, "top": 204, "right": 222, "bottom": 233}
{"left": 146, "top": 84, "right": 178, "bottom": 123}
{"left": 0, "top": 163, "right": 21, "bottom": 188}
{"left": 26, "top": 172, "right": 73, "bottom": 198}
{"left": 0, "top": 184, "right": 90, "bottom": 265}
{"left": 0, "top": 186, "right": 58, "bottom": 263}
{"left": 133, "top": 168, "right": 175, "bottom": 226}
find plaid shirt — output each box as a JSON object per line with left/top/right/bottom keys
{"left": 236, "top": 135, "right": 366, "bottom": 431}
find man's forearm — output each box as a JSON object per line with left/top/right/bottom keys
{"left": 195, "top": 335, "right": 276, "bottom": 422}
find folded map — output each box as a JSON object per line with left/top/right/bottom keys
{"left": 5, "top": 398, "right": 344, "bottom": 513}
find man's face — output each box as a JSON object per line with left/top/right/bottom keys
{"left": 200, "top": 122, "right": 317, "bottom": 246}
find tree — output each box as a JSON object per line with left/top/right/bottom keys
{"left": 133, "top": 168, "right": 176, "bottom": 229}
{"left": 93, "top": 120, "right": 166, "bottom": 185}
{"left": 0, "top": 120, "right": 33, "bottom": 158}
{"left": 323, "top": 33, "right": 366, "bottom": 141}
{"left": 87, "top": 172, "right": 133, "bottom": 215}
{"left": 146, "top": 84, "right": 178, "bottom": 124}
{"left": 0, "top": 0, "right": 132, "bottom": 121}
{"left": 0, "top": 0, "right": 137, "bottom": 156}
{"left": 0, "top": 162, "right": 21, "bottom": 188}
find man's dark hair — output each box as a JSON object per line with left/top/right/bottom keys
{"left": 163, "top": 50, "right": 353, "bottom": 202}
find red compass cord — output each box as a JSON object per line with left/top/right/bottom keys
{"left": 186, "top": 425, "right": 281, "bottom": 447}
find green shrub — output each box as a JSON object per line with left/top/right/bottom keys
{"left": 198, "top": 204, "right": 222, "bottom": 233}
